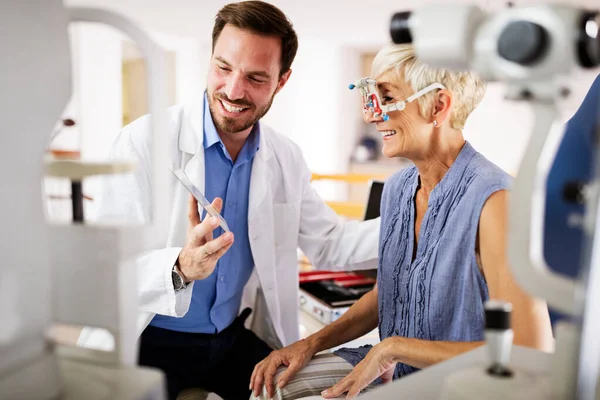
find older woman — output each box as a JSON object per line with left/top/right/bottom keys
{"left": 249, "top": 44, "right": 554, "bottom": 399}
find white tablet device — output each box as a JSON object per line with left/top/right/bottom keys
{"left": 171, "top": 168, "right": 230, "bottom": 232}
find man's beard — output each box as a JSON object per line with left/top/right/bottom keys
{"left": 208, "top": 91, "right": 275, "bottom": 134}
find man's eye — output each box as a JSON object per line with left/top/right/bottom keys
{"left": 218, "top": 65, "right": 230, "bottom": 72}
{"left": 250, "top": 77, "right": 266, "bottom": 84}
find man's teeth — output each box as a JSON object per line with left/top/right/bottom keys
{"left": 221, "top": 100, "right": 246, "bottom": 113}
{"left": 380, "top": 130, "right": 396, "bottom": 137}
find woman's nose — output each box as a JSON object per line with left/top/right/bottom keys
{"left": 364, "top": 109, "right": 385, "bottom": 124}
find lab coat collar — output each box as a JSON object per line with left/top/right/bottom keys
{"left": 177, "top": 95, "right": 278, "bottom": 338}
{"left": 178, "top": 93, "right": 273, "bottom": 225}
{"left": 179, "top": 95, "right": 204, "bottom": 155}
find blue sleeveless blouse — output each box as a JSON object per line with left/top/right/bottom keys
{"left": 335, "top": 141, "right": 512, "bottom": 379}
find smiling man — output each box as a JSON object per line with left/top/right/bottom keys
{"left": 206, "top": 18, "right": 291, "bottom": 162}
{"left": 84, "top": 1, "right": 380, "bottom": 399}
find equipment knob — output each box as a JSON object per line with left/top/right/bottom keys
{"left": 498, "top": 21, "right": 549, "bottom": 66}
{"left": 578, "top": 11, "right": 600, "bottom": 68}
{"left": 563, "top": 181, "right": 588, "bottom": 204}
{"left": 390, "top": 11, "right": 413, "bottom": 44}
{"left": 484, "top": 300, "right": 514, "bottom": 377}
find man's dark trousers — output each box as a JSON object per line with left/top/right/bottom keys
{"left": 139, "top": 309, "right": 273, "bottom": 400}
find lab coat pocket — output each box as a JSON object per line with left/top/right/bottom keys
{"left": 272, "top": 202, "right": 300, "bottom": 251}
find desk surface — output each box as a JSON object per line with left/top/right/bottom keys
{"left": 59, "top": 357, "right": 165, "bottom": 400}
{"left": 360, "top": 345, "right": 552, "bottom": 399}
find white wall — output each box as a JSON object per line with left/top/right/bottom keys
{"left": 463, "top": 83, "right": 534, "bottom": 175}
{"left": 61, "top": 29, "right": 367, "bottom": 204}
{"left": 54, "top": 0, "right": 600, "bottom": 212}
{"left": 464, "top": 69, "right": 600, "bottom": 175}
{"left": 76, "top": 25, "right": 123, "bottom": 160}
{"left": 151, "top": 33, "right": 208, "bottom": 106}
{"left": 45, "top": 23, "right": 123, "bottom": 222}
{"left": 258, "top": 41, "right": 363, "bottom": 200}
{"left": 47, "top": 26, "right": 212, "bottom": 222}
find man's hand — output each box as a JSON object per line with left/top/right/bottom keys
{"left": 250, "top": 338, "right": 318, "bottom": 398}
{"left": 177, "top": 194, "right": 234, "bottom": 282}
{"left": 322, "top": 339, "right": 397, "bottom": 399}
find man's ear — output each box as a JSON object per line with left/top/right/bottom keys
{"left": 275, "top": 69, "right": 292, "bottom": 95}
{"left": 431, "top": 89, "right": 453, "bottom": 125}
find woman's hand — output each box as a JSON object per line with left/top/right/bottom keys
{"left": 322, "top": 338, "right": 398, "bottom": 399}
{"left": 250, "top": 338, "right": 319, "bottom": 398}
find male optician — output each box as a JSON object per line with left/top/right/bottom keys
{"left": 77, "top": 1, "right": 379, "bottom": 399}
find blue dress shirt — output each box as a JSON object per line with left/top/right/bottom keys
{"left": 150, "top": 93, "right": 259, "bottom": 333}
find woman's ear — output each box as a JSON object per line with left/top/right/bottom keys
{"left": 431, "top": 89, "right": 453, "bottom": 125}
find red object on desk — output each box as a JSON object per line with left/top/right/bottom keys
{"left": 332, "top": 277, "right": 375, "bottom": 287}
{"left": 299, "top": 271, "right": 375, "bottom": 286}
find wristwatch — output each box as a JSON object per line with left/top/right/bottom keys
{"left": 172, "top": 262, "right": 188, "bottom": 291}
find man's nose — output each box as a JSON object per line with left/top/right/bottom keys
{"left": 225, "top": 72, "right": 246, "bottom": 101}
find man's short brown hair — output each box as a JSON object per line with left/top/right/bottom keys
{"left": 212, "top": 1, "right": 298, "bottom": 77}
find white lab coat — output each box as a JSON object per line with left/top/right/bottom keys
{"left": 77, "top": 97, "right": 380, "bottom": 351}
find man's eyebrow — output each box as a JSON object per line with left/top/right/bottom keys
{"left": 215, "top": 56, "right": 271, "bottom": 79}
{"left": 215, "top": 56, "right": 231, "bottom": 66}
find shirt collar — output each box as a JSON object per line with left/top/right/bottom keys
{"left": 203, "top": 92, "right": 221, "bottom": 150}
{"left": 423, "top": 140, "right": 477, "bottom": 200}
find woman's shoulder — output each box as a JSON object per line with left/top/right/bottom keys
{"left": 467, "top": 151, "right": 513, "bottom": 191}
{"left": 387, "top": 165, "right": 417, "bottom": 190}
{"left": 380, "top": 165, "right": 417, "bottom": 212}
{"left": 383, "top": 166, "right": 417, "bottom": 196}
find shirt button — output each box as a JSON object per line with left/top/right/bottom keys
{"left": 228, "top": 201, "right": 235, "bottom": 207}
{"left": 219, "top": 276, "right": 224, "bottom": 282}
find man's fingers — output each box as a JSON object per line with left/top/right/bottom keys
{"left": 209, "top": 239, "right": 234, "bottom": 260}
{"left": 188, "top": 194, "right": 201, "bottom": 226}
{"left": 205, "top": 198, "right": 224, "bottom": 242}
{"left": 202, "top": 232, "right": 234, "bottom": 256}
{"left": 190, "top": 216, "right": 221, "bottom": 246}
{"left": 212, "top": 197, "right": 223, "bottom": 214}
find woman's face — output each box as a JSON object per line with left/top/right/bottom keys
{"left": 367, "top": 72, "right": 432, "bottom": 159}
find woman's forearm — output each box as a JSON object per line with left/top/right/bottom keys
{"left": 386, "top": 337, "right": 484, "bottom": 369}
{"left": 306, "top": 287, "right": 379, "bottom": 353}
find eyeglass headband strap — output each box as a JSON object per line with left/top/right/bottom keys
{"left": 406, "top": 83, "right": 446, "bottom": 103}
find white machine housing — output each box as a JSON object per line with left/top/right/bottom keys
{"left": 1, "top": 1, "right": 171, "bottom": 399}
{"left": 0, "top": 2, "right": 70, "bottom": 397}
{"left": 362, "top": 3, "right": 600, "bottom": 400}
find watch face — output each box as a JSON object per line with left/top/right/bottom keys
{"left": 172, "top": 270, "right": 183, "bottom": 290}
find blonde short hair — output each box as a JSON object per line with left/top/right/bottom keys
{"left": 371, "top": 44, "right": 486, "bottom": 130}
